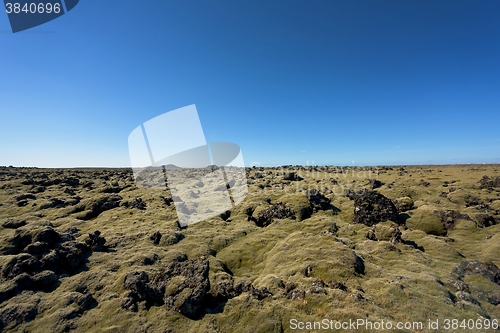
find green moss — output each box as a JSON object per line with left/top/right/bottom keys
{"left": 406, "top": 205, "right": 447, "bottom": 236}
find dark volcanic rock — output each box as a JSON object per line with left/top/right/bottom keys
{"left": 419, "top": 179, "right": 430, "bottom": 187}
{"left": 283, "top": 172, "right": 302, "bottom": 181}
{"left": 3, "top": 254, "right": 42, "bottom": 279}
{"left": 348, "top": 190, "right": 399, "bottom": 226}
{"left": 15, "top": 194, "right": 36, "bottom": 202}
{"left": 39, "top": 197, "right": 70, "bottom": 209}
{"left": 479, "top": 175, "right": 500, "bottom": 190}
{"left": 151, "top": 258, "right": 210, "bottom": 318}
{"left": 369, "top": 179, "right": 384, "bottom": 190}
{"left": 435, "top": 210, "right": 471, "bottom": 231}
{"left": 123, "top": 271, "right": 152, "bottom": 306}
{"left": 33, "top": 227, "right": 60, "bottom": 248}
{"left": 41, "top": 241, "right": 90, "bottom": 274}
{"left": 254, "top": 203, "right": 295, "bottom": 227}
{"left": 85, "top": 230, "right": 107, "bottom": 252}
{"left": 451, "top": 260, "right": 500, "bottom": 306}
{"left": 212, "top": 281, "right": 237, "bottom": 299}
{"left": 328, "top": 281, "right": 348, "bottom": 291}
{"left": 452, "top": 260, "right": 500, "bottom": 285}
{"left": 123, "top": 258, "right": 210, "bottom": 319}
{"left": 220, "top": 210, "right": 231, "bottom": 221}
{"left": 310, "top": 280, "right": 328, "bottom": 295}
{"left": 475, "top": 214, "right": 500, "bottom": 228}
{"left": 121, "top": 198, "right": 146, "bottom": 210}
{"left": 306, "top": 189, "right": 331, "bottom": 211}
{"left": 284, "top": 283, "right": 305, "bottom": 300}
{"left": 31, "top": 270, "right": 58, "bottom": 290}
{"left": 150, "top": 231, "right": 162, "bottom": 245}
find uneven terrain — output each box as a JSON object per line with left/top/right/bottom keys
{"left": 0, "top": 164, "right": 499, "bottom": 332}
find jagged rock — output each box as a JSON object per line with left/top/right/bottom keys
{"left": 151, "top": 258, "right": 210, "bottom": 318}
{"left": 212, "top": 281, "right": 237, "bottom": 299}
{"left": 249, "top": 285, "right": 273, "bottom": 300}
{"left": 33, "top": 227, "right": 60, "bottom": 247}
{"left": 435, "top": 210, "right": 471, "bottom": 231}
{"left": 121, "top": 198, "right": 146, "bottom": 210}
{"left": 41, "top": 241, "right": 90, "bottom": 274}
{"left": 419, "top": 179, "right": 430, "bottom": 187}
{"left": 85, "top": 230, "right": 107, "bottom": 252}
{"left": 354, "top": 254, "right": 365, "bottom": 275}
{"left": 3, "top": 254, "right": 42, "bottom": 279}
{"left": 451, "top": 260, "right": 500, "bottom": 307}
{"left": 369, "top": 179, "right": 383, "bottom": 189}
{"left": 284, "top": 283, "right": 305, "bottom": 300}
{"left": 150, "top": 231, "right": 162, "bottom": 245}
{"left": 123, "top": 271, "right": 152, "bottom": 307}
{"left": 348, "top": 190, "right": 399, "bottom": 226}
{"left": 479, "top": 175, "right": 500, "bottom": 190}
{"left": 310, "top": 280, "right": 328, "bottom": 294}
{"left": 452, "top": 260, "right": 500, "bottom": 285}
{"left": 39, "top": 197, "right": 70, "bottom": 209}
{"left": 123, "top": 258, "right": 210, "bottom": 319}
{"left": 366, "top": 226, "right": 377, "bottom": 241}
{"left": 254, "top": 203, "right": 295, "bottom": 227}
{"left": 328, "top": 281, "right": 348, "bottom": 291}
{"left": 306, "top": 189, "right": 331, "bottom": 211}
{"left": 475, "top": 214, "right": 499, "bottom": 228}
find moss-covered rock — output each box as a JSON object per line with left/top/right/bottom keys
{"left": 406, "top": 205, "right": 447, "bottom": 236}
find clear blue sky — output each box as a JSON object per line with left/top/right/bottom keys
{"left": 1, "top": 1, "right": 499, "bottom": 167}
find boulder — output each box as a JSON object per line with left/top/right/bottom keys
{"left": 452, "top": 260, "right": 500, "bottom": 285}
{"left": 306, "top": 189, "right": 331, "bottom": 211}
{"left": 348, "top": 190, "right": 399, "bottom": 226}
{"left": 475, "top": 214, "right": 499, "bottom": 228}
{"left": 150, "top": 231, "right": 162, "bottom": 245}
{"left": 254, "top": 203, "right": 295, "bottom": 227}
{"left": 123, "top": 258, "right": 210, "bottom": 319}
{"left": 85, "top": 231, "right": 107, "bottom": 252}
{"left": 369, "top": 179, "right": 383, "bottom": 190}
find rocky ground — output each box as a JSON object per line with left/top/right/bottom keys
{"left": 0, "top": 164, "right": 499, "bottom": 332}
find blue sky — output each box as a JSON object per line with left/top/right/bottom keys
{"left": 1, "top": 1, "right": 499, "bottom": 167}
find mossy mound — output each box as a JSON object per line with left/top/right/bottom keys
{"left": 405, "top": 205, "right": 447, "bottom": 236}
